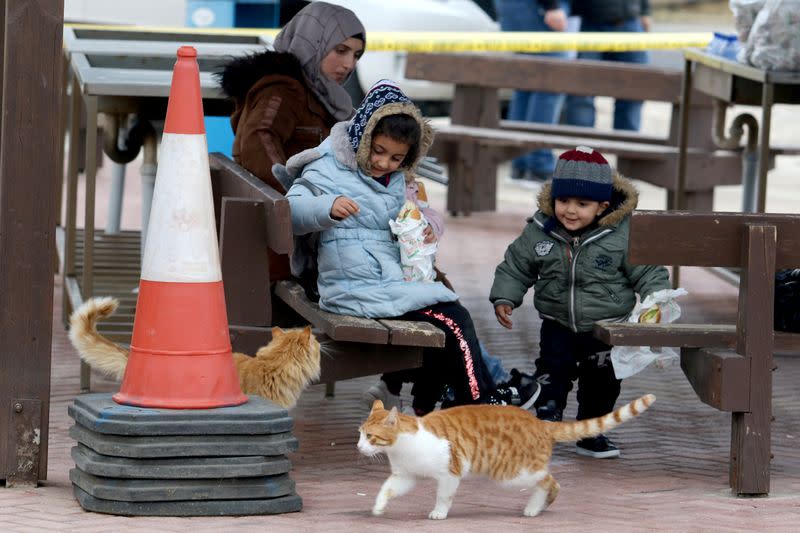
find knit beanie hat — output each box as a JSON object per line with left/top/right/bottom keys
{"left": 551, "top": 146, "right": 613, "bottom": 202}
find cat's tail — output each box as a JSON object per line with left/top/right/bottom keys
{"left": 548, "top": 394, "right": 656, "bottom": 443}
{"left": 68, "top": 296, "right": 130, "bottom": 380}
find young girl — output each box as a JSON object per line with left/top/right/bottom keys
{"left": 285, "top": 80, "right": 538, "bottom": 413}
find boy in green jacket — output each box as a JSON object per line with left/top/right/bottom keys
{"left": 490, "top": 146, "right": 669, "bottom": 458}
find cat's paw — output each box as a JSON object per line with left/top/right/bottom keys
{"left": 523, "top": 505, "right": 544, "bottom": 517}
{"left": 428, "top": 509, "right": 449, "bottom": 520}
{"left": 372, "top": 505, "right": 385, "bottom": 516}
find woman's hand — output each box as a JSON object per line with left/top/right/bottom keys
{"left": 330, "top": 196, "right": 360, "bottom": 220}
{"left": 495, "top": 304, "right": 514, "bottom": 330}
{"left": 423, "top": 224, "right": 437, "bottom": 244}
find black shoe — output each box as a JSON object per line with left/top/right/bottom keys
{"left": 503, "top": 368, "right": 536, "bottom": 389}
{"left": 535, "top": 400, "right": 563, "bottom": 422}
{"left": 576, "top": 434, "right": 620, "bottom": 459}
{"left": 487, "top": 380, "right": 540, "bottom": 410}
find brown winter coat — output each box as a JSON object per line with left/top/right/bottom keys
{"left": 219, "top": 51, "right": 338, "bottom": 194}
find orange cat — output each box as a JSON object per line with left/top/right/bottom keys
{"left": 358, "top": 395, "right": 656, "bottom": 519}
{"left": 69, "top": 297, "right": 321, "bottom": 408}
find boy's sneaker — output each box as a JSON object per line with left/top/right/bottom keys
{"left": 576, "top": 434, "right": 620, "bottom": 459}
{"left": 535, "top": 399, "right": 563, "bottom": 422}
{"left": 361, "top": 380, "right": 401, "bottom": 411}
{"left": 487, "top": 380, "right": 540, "bottom": 410}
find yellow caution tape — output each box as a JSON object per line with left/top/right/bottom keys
{"left": 65, "top": 23, "right": 711, "bottom": 53}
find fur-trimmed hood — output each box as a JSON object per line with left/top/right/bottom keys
{"left": 535, "top": 172, "right": 639, "bottom": 227}
{"left": 217, "top": 50, "right": 306, "bottom": 103}
{"left": 351, "top": 100, "right": 434, "bottom": 176}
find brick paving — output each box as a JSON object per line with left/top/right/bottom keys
{"left": 3, "top": 200, "right": 798, "bottom": 532}
{"left": 3, "top": 155, "right": 799, "bottom": 531}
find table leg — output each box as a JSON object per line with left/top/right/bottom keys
{"left": 80, "top": 95, "right": 98, "bottom": 393}
{"left": 756, "top": 83, "right": 773, "bottom": 214}
{"left": 672, "top": 57, "right": 694, "bottom": 287}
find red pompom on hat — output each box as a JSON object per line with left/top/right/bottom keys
{"left": 551, "top": 146, "right": 613, "bottom": 201}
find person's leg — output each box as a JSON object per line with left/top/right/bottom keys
{"left": 494, "top": 0, "right": 537, "bottom": 177}
{"left": 494, "top": 0, "right": 570, "bottom": 179}
{"left": 574, "top": 336, "right": 620, "bottom": 420}
{"left": 403, "top": 302, "right": 496, "bottom": 407}
{"left": 606, "top": 19, "right": 649, "bottom": 131}
{"left": 574, "top": 331, "right": 622, "bottom": 458}
{"left": 523, "top": 0, "right": 571, "bottom": 179}
{"left": 533, "top": 319, "right": 579, "bottom": 420}
{"left": 561, "top": 50, "right": 602, "bottom": 128}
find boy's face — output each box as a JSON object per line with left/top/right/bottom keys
{"left": 554, "top": 197, "right": 610, "bottom": 232}
{"left": 368, "top": 134, "right": 410, "bottom": 177}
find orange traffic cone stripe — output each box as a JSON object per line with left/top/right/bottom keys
{"left": 163, "top": 46, "right": 205, "bottom": 135}
{"left": 114, "top": 46, "right": 247, "bottom": 409}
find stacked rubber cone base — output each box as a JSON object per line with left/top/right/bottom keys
{"left": 67, "top": 393, "right": 302, "bottom": 516}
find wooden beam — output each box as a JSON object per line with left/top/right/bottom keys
{"left": 0, "top": 0, "right": 64, "bottom": 484}
{"left": 680, "top": 348, "right": 750, "bottom": 412}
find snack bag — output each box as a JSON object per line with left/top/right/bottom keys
{"left": 610, "top": 288, "right": 688, "bottom": 379}
{"left": 388, "top": 200, "right": 437, "bottom": 282}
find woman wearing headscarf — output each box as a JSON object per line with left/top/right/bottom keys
{"left": 218, "top": 2, "right": 366, "bottom": 194}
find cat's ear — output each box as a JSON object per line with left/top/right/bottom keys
{"left": 386, "top": 407, "right": 399, "bottom": 425}
{"left": 271, "top": 326, "right": 284, "bottom": 339}
{"left": 371, "top": 399, "right": 384, "bottom": 412}
{"left": 302, "top": 325, "right": 312, "bottom": 341}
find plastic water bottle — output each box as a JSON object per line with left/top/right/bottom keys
{"left": 707, "top": 32, "right": 740, "bottom": 61}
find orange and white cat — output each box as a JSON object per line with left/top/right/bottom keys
{"left": 69, "top": 297, "right": 321, "bottom": 408}
{"left": 358, "top": 394, "right": 655, "bottom": 519}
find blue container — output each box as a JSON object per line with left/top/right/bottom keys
{"left": 186, "top": 1, "right": 281, "bottom": 156}
{"left": 186, "top": 1, "right": 236, "bottom": 28}
{"left": 707, "top": 32, "right": 740, "bottom": 61}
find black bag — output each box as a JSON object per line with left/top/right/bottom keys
{"left": 774, "top": 268, "right": 800, "bottom": 332}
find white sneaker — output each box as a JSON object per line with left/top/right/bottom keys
{"left": 361, "top": 380, "right": 401, "bottom": 411}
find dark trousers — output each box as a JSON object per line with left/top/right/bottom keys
{"left": 383, "top": 301, "right": 495, "bottom": 412}
{"left": 534, "top": 318, "right": 621, "bottom": 420}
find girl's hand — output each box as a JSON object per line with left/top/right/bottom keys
{"left": 330, "top": 196, "right": 359, "bottom": 220}
{"left": 640, "top": 15, "right": 652, "bottom": 32}
{"left": 495, "top": 304, "right": 513, "bottom": 330}
{"left": 423, "top": 224, "right": 437, "bottom": 244}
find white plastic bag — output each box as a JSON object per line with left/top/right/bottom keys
{"left": 610, "top": 288, "right": 688, "bottom": 379}
{"left": 388, "top": 200, "right": 437, "bottom": 282}
{"left": 740, "top": 0, "right": 800, "bottom": 70}
{"left": 729, "top": 0, "right": 766, "bottom": 42}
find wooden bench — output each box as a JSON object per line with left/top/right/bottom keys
{"left": 405, "top": 53, "right": 754, "bottom": 215}
{"left": 209, "top": 153, "right": 444, "bottom": 386}
{"left": 593, "top": 210, "right": 800, "bottom": 496}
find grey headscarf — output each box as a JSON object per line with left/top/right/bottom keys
{"left": 273, "top": 2, "right": 366, "bottom": 122}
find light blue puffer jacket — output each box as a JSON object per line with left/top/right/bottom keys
{"left": 285, "top": 123, "right": 457, "bottom": 318}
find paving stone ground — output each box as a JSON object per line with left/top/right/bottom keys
{"left": 2, "top": 81, "right": 799, "bottom": 531}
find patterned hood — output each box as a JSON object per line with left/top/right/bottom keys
{"left": 346, "top": 80, "right": 434, "bottom": 176}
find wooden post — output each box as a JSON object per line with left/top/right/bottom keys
{"left": 730, "top": 223, "right": 776, "bottom": 495}
{"left": 0, "top": 0, "right": 64, "bottom": 486}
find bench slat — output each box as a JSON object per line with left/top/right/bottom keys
{"left": 275, "top": 281, "right": 389, "bottom": 344}
{"left": 406, "top": 53, "right": 683, "bottom": 102}
{"left": 209, "top": 153, "right": 293, "bottom": 255}
{"left": 594, "top": 321, "right": 800, "bottom": 353}
{"left": 629, "top": 211, "right": 800, "bottom": 268}
{"left": 378, "top": 319, "right": 445, "bottom": 348}
{"left": 434, "top": 124, "right": 674, "bottom": 160}
{"left": 314, "top": 338, "right": 424, "bottom": 384}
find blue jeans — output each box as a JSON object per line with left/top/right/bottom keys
{"left": 563, "top": 19, "right": 649, "bottom": 131}
{"left": 494, "top": 0, "right": 570, "bottom": 175}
